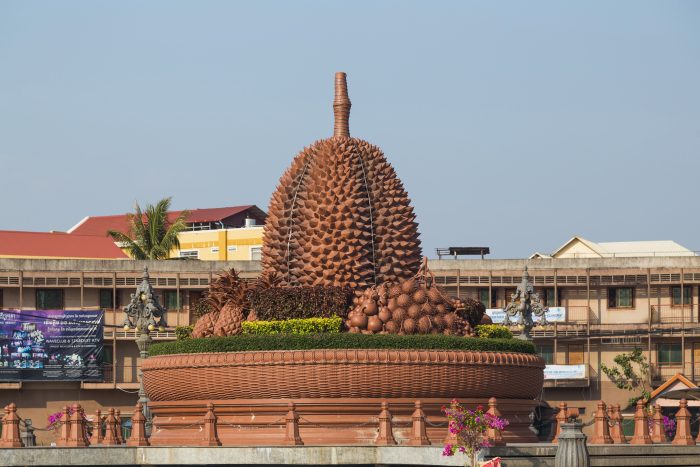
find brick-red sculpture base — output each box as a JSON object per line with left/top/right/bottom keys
{"left": 147, "top": 397, "right": 538, "bottom": 446}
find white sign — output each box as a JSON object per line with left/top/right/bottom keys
{"left": 544, "top": 364, "right": 587, "bottom": 380}
{"left": 485, "top": 307, "right": 566, "bottom": 323}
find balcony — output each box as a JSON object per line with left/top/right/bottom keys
{"left": 81, "top": 365, "right": 140, "bottom": 390}
{"left": 650, "top": 364, "right": 688, "bottom": 384}
{"left": 651, "top": 304, "right": 698, "bottom": 325}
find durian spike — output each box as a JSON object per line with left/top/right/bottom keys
{"left": 333, "top": 72, "right": 351, "bottom": 138}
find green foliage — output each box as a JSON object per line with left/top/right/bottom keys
{"left": 107, "top": 197, "right": 189, "bottom": 260}
{"left": 175, "top": 325, "right": 194, "bottom": 340}
{"left": 600, "top": 347, "right": 651, "bottom": 406}
{"left": 247, "top": 286, "right": 352, "bottom": 320}
{"left": 149, "top": 334, "right": 536, "bottom": 356}
{"left": 242, "top": 316, "right": 343, "bottom": 335}
{"left": 190, "top": 299, "right": 213, "bottom": 320}
{"left": 475, "top": 324, "right": 513, "bottom": 339}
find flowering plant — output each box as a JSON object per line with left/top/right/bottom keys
{"left": 47, "top": 407, "right": 75, "bottom": 430}
{"left": 442, "top": 399, "right": 509, "bottom": 466}
{"left": 646, "top": 411, "right": 676, "bottom": 439}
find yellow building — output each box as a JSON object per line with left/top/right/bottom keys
{"left": 67, "top": 205, "right": 266, "bottom": 261}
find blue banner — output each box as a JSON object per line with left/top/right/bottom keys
{"left": 0, "top": 310, "right": 103, "bottom": 381}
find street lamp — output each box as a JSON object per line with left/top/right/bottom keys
{"left": 122, "top": 267, "right": 166, "bottom": 434}
{"left": 503, "top": 266, "right": 549, "bottom": 340}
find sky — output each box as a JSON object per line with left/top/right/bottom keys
{"left": 1, "top": 1, "right": 699, "bottom": 259}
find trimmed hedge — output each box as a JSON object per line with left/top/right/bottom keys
{"left": 175, "top": 325, "right": 194, "bottom": 340}
{"left": 475, "top": 324, "right": 513, "bottom": 339}
{"left": 149, "top": 333, "right": 536, "bottom": 356}
{"left": 247, "top": 286, "right": 352, "bottom": 321}
{"left": 242, "top": 316, "right": 343, "bottom": 335}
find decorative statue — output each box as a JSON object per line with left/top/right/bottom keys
{"left": 122, "top": 268, "right": 166, "bottom": 334}
{"left": 503, "top": 266, "right": 548, "bottom": 340}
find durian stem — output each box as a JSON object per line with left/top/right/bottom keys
{"left": 333, "top": 72, "right": 351, "bottom": 138}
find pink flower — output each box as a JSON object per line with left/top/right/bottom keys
{"left": 442, "top": 444, "right": 454, "bottom": 456}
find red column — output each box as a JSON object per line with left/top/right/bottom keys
{"left": 127, "top": 403, "right": 150, "bottom": 446}
{"left": 672, "top": 399, "right": 695, "bottom": 446}
{"left": 0, "top": 403, "right": 23, "bottom": 448}
{"left": 609, "top": 404, "right": 627, "bottom": 444}
{"left": 650, "top": 404, "right": 667, "bottom": 443}
{"left": 629, "top": 400, "right": 652, "bottom": 445}
{"left": 485, "top": 397, "right": 505, "bottom": 447}
{"left": 102, "top": 408, "right": 120, "bottom": 446}
{"left": 552, "top": 402, "right": 568, "bottom": 444}
{"left": 588, "top": 401, "right": 613, "bottom": 444}
{"left": 375, "top": 401, "right": 397, "bottom": 445}
{"left": 56, "top": 406, "right": 71, "bottom": 447}
{"left": 408, "top": 400, "right": 431, "bottom": 446}
{"left": 201, "top": 403, "right": 221, "bottom": 447}
{"left": 90, "top": 409, "right": 103, "bottom": 445}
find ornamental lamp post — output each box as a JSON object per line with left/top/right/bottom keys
{"left": 502, "top": 266, "right": 549, "bottom": 340}
{"left": 122, "top": 267, "right": 166, "bottom": 435}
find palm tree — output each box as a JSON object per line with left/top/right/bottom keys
{"left": 108, "top": 198, "right": 189, "bottom": 260}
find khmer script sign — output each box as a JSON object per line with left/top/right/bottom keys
{"left": 486, "top": 307, "right": 566, "bottom": 323}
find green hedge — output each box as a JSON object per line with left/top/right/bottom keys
{"left": 175, "top": 325, "right": 194, "bottom": 340}
{"left": 475, "top": 324, "right": 513, "bottom": 339}
{"left": 242, "top": 316, "right": 343, "bottom": 335}
{"left": 149, "top": 333, "right": 536, "bottom": 356}
{"left": 247, "top": 286, "right": 352, "bottom": 321}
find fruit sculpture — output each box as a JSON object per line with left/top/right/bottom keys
{"left": 192, "top": 269, "right": 249, "bottom": 338}
{"left": 192, "top": 73, "right": 486, "bottom": 339}
{"left": 346, "top": 259, "right": 484, "bottom": 336}
{"left": 261, "top": 72, "right": 422, "bottom": 290}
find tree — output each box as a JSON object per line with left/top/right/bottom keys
{"left": 107, "top": 198, "right": 189, "bottom": 260}
{"left": 600, "top": 347, "right": 651, "bottom": 406}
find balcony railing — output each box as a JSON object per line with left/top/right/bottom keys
{"left": 651, "top": 304, "right": 698, "bottom": 324}
{"left": 650, "top": 364, "right": 688, "bottom": 383}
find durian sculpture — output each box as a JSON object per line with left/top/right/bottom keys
{"left": 262, "top": 73, "right": 422, "bottom": 289}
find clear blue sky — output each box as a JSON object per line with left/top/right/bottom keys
{"left": 1, "top": 1, "right": 698, "bottom": 258}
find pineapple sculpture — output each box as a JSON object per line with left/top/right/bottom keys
{"left": 192, "top": 269, "right": 249, "bottom": 338}
{"left": 262, "top": 72, "right": 422, "bottom": 290}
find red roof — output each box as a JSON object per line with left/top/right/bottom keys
{"left": 0, "top": 230, "right": 128, "bottom": 259}
{"left": 68, "top": 205, "right": 259, "bottom": 237}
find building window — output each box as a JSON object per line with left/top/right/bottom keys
{"left": 541, "top": 288, "right": 561, "bottom": 307}
{"left": 568, "top": 344, "right": 585, "bottom": 365}
{"left": 179, "top": 250, "right": 199, "bottom": 259}
{"left": 250, "top": 246, "right": 262, "bottom": 261}
{"left": 36, "top": 289, "right": 64, "bottom": 310}
{"left": 163, "top": 291, "right": 183, "bottom": 310}
{"left": 478, "top": 288, "right": 496, "bottom": 309}
{"left": 672, "top": 286, "right": 692, "bottom": 306}
{"left": 536, "top": 343, "right": 554, "bottom": 365}
{"left": 608, "top": 288, "right": 634, "bottom": 308}
{"left": 99, "top": 289, "right": 118, "bottom": 309}
{"left": 658, "top": 343, "right": 682, "bottom": 366}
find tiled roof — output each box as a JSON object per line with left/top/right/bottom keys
{"left": 0, "top": 230, "right": 128, "bottom": 259}
{"left": 68, "top": 205, "right": 259, "bottom": 237}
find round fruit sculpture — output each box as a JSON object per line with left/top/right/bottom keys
{"left": 345, "top": 259, "right": 484, "bottom": 336}
{"left": 262, "top": 73, "right": 422, "bottom": 290}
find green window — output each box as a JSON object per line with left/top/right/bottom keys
{"left": 36, "top": 289, "right": 63, "bottom": 310}
{"left": 478, "top": 288, "right": 495, "bottom": 308}
{"left": 163, "top": 291, "right": 183, "bottom": 310}
{"left": 608, "top": 288, "right": 634, "bottom": 308}
{"left": 536, "top": 343, "right": 554, "bottom": 365}
{"left": 672, "top": 286, "right": 692, "bottom": 306}
{"left": 99, "top": 289, "right": 114, "bottom": 309}
{"left": 541, "top": 289, "right": 561, "bottom": 307}
{"left": 658, "top": 343, "right": 682, "bottom": 366}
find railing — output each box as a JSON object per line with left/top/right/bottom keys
{"left": 88, "top": 365, "right": 141, "bottom": 386}
{"left": 650, "top": 364, "right": 687, "bottom": 383}
{"left": 651, "top": 304, "right": 698, "bottom": 324}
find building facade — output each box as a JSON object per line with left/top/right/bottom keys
{"left": 2, "top": 255, "right": 700, "bottom": 442}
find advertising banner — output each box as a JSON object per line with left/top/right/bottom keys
{"left": 0, "top": 310, "right": 103, "bottom": 381}
{"left": 486, "top": 307, "right": 567, "bottom": 323}
{"left": 543, "top": 364, "right": 587, "bottom": 380}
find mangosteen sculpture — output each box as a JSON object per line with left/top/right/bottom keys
{"left": 262, "top": 73, "right": 422, "bottom": 289}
